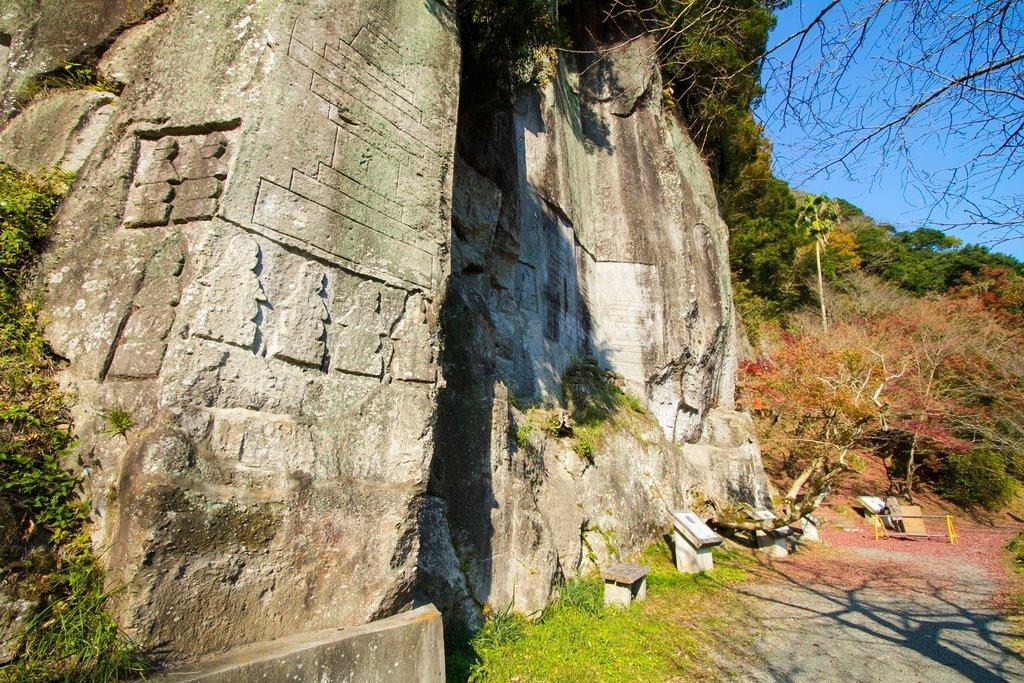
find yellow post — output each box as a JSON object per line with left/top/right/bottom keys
{"left": 872, "top": 515, "right": 889, "bottom": 541}
{"left": 946, "top": 515, "right": 959, "bottom": 544}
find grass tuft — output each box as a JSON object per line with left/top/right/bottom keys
{"left": 16, "top": 63, "right": 120, "bottom": 106}
{"left": 99, "top": 408, "right": 134, "bottom": 439}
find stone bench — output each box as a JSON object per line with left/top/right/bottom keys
{"left": 601, "top": 563, "right": 649, "bottom": 608}
{"left": 755, "top": 527, "right": 790, "bottom": 557}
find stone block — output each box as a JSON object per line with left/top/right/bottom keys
{"left": 122, "top": 307, "right": 175, "bottom": 341}
{"left": 152, "top": 605, "right": 445, "bottom": 682}
{"left": 755, "top": 530, "right": 790, "bottom": 558}
{"left": 136, "top": 276, "right": 181, "bottom": 307}
{"left": 201, "top": 132, "right": 228, "bottom": 159}
{"left": 800, "top": 517, "right": 821, "bottom": 543}
{"left": 267, "top": 262, "right": 328, "bottom": 369}
{"left": 673, "top": 530, "right": 714, "bottom": 573}
{"left": 135, "top": 156, "right": 180, "bottom": 186}
{"left": 604, "top": 582, "right": 633, "bottom": 608}
{"left": 124, "top": 201, "right": 172, "bottom": 228}
{"left": 171, "top": 198, "right": 219, "bottom": 223}
{"left": 108, "top": 340, "right": 168, "bottom": 378}
{"left": 133, "top": 182, "right": 176, "bottom": 204}
{"left": 176, "top": 177, "right": 222, "bottom": 201}
{"left": 601, "top": 563, "right": 649, "bottom": 608}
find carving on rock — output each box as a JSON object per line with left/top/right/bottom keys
{"left": 267, "top": 263, "right": 330, "bottom": 369}
{"left": 390, "top": 293, "right": 436, "bottom": 383}
{"left": 107, "top": 236, "right": 185, "bottom": 379}
{"left": 124, "top": 127, "right": 238, "bottom": 228}
{"left": 209, "top": 411, "right": 317, "bottom": 473}
{"left": 249, "top": 19, "right": 446, "bottom": 288}
{"left": 191, "top": 234, "right": 266, "bottom": 351}
{"left": 330, "top": 280, "right": 390, "bottom": 378}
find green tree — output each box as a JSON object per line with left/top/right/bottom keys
{"left": 457, "top": 0, "right": 563, "bottom": 112}
{"left": 796, "top": 195, "right": 840, "bottom": 330}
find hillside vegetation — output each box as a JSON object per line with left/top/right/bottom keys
{"left": 739, "top": 220, "right": 1024, "bottom": 511}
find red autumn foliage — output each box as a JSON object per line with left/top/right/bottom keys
{"left": 740, "top": 272, "right": 1024, "bottom": 507}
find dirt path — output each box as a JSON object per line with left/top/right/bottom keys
{"left": 726, "top": 526, "right": 1024, "bottom": 681}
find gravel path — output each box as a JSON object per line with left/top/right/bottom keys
{"left": 727, "top": 536, "right": 1024, "bottom": 682}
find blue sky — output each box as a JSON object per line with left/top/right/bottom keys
{"left": 756, "top": 1, "right": 1024, "bottom": 260}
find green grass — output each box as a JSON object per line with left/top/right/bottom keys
{"left": 450, "top": 542, "right": 754, "bottom": 681}
{"left": 0, "top": 163, "right": 146, "bottom": 681}
{"left": 15, "top": 63, "right": 119, "bottom": 106}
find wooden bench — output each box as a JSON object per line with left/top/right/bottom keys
{"left": 601, "top": 563, "right": 649, "bottom": 607}
{"left": 871, "top": 497, "right": 958, "bottom": 543}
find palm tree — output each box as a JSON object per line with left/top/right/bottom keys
{"left": 796, "top": 195, "right": 840, "bottom": 331}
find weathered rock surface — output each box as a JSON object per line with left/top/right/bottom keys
{"left": 1, "top": 0, "right": 459, "bottom": 661}
{"left": 1, "top": 0, "right": 770, "bottom": 663}
{"left": 0, "top": 89, "right": 116, "bottom": 172}
{"left": 0, "top": 0, "right": 162, "bottom": 118}
{"left": 0, "top": 579, "right": 35, "bottom": 665}
{"left": 422, "top": 15, "right": 770, "bottom": 621}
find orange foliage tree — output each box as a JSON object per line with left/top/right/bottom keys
{"left": 740, "top": 272, "right": 1024, "bottom": 511}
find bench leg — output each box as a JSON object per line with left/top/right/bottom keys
{"left": 604, "top": 582, "right": 633, "bottom": 608}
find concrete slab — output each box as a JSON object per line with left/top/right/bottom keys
{"left": 150, "top": 605, "right": 444, "bottom": 682}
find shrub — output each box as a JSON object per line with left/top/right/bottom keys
{"left": 457, "top": 0, "right": 563, "bottom": 112}
{"left": 0, "top": 163, "right": 145, "bottom": 680}
{"left": 514, "top": 421, "right": 533, "bottom": 448}
{"left": 1006, "top": 532, "right": 1024, "bottom": 573}
{"left": 938, "top": 449, "right": 1018, "bottom": 511}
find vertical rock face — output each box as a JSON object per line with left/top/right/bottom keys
{"left": 450, "top": 43, "right": 740, "bottom": 444}
{"left": 1, "top": 0, "right": 459, "bottom": 660}
{"left": 423, "top": 19, "right": 770, "bottom": 622}
{"left": 2, "top": 0, "right": 770, "bottom": 660}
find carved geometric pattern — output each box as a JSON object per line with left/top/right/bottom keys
{"left": 125, "top": 129, "right": 237, "bottom": 228}
{"left": 107, "top": 238, "right": 185, "bottom": 379}
{"left": 250, "top": 18, "right": 446, "bottom": 288}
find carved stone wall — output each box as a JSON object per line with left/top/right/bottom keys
{"left": 1, "top": 0, "right": 771, "bottom": 657}
{"left": 424, "top": 20, "right": 770, "bottom": 623}
{"left": 1, "top": 0, "right": 459, "bottom": 662}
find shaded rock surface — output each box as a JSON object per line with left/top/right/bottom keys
{"left": 0, "top": 0, "right": 162, "bottom": 118}
{"left": 421, "top": 14, "right": 770, "bottom": 622}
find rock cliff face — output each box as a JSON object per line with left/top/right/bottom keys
{"left": 2, "top": 0, "right": 459, "bottom": 660}
{"left": 0, "top": 0, "right": 767, "bottom": 661}
{"left": 420, "top": 18, "right": 769, "bottom": 624}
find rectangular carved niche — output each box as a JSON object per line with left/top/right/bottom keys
{"left": 124, "top": 123, "right": 240, "bottom": 228}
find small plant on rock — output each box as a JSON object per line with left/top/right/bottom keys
{"left": 16, "top": 62, "right": 120, "bottom": 105}
{"left": 99, "top": 408, "right": 135, "bottom": 439}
